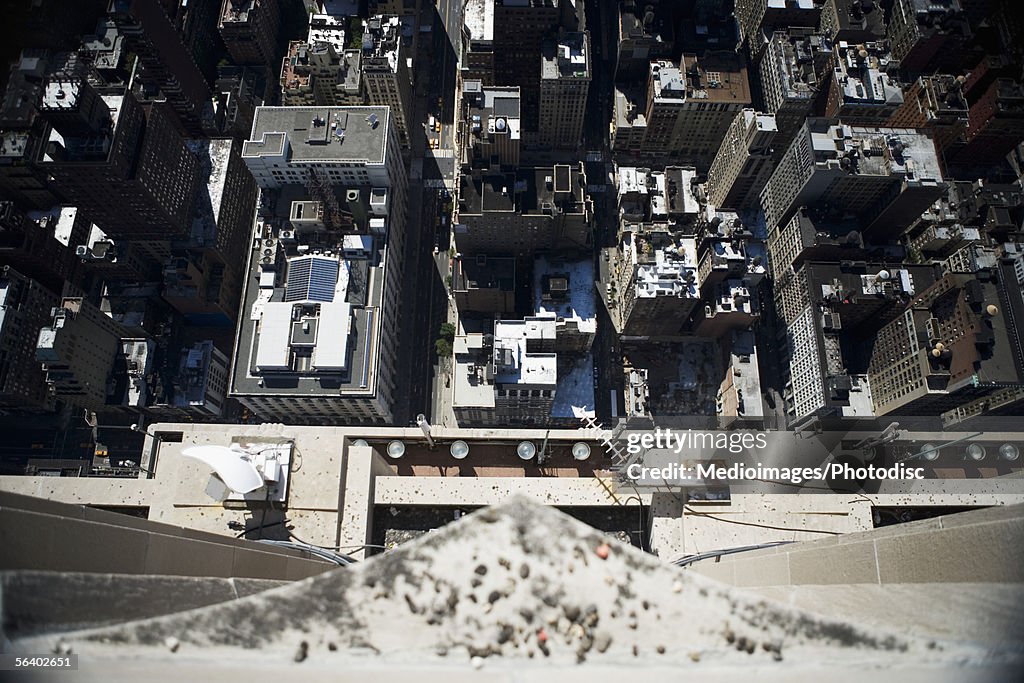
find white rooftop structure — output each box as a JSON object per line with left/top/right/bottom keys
{"left": 651, "top": 61, "right": 686, "bottom": 100}
{"left": 253, "top": 253, "right": 355, "bottom": 374}
{"left": 308, "top": 14, "right": 346, "bottom": 53}
{"left": 464, "top": 0, "right": 494, "bottom": 42}
{"left": 634, "top": 239, "right": 699, "bottom": 299}
{"left": 254, "top": 302, "right": 293, "bottom": 371}
{"left": 493, "top": 318, "right": 557, "bottom": 387}
{"left": 311, "top": 301, "right": 352, "bottom": 371}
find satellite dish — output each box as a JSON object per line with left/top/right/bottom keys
{"left": 517, "top": 441, "right": 536, "bottom": 460}
{"left": 450, "top": 440, "right": 470, "bottom": 459}
{"left": 351, "top": 439, "right": 369, "bottom": 448}
{"left": 182, "top": 445, "right": 264, "bottom": 494}
{"left": 918, "top": 443, "right": 940, "bottom": 461}
{"left": 572, "top": 442, "right": 591, "bottom": 461}
{"left": 387, "top": 441, "right": 406, "bottom": 459}
{"left": 999, "top": 443, "right": 1020, "bottom": 461}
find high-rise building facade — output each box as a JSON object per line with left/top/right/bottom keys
{"left": 0, "top": 267, "right": 57, "bottom": 413}
{"left": 108, "top": 0, "right": 214, "bottom": 134}
{"left": 37, "top": 80, "right": 199, "bottom": 243}
{"left": 218, "top": 0, "right": 280, "bottom": 68}
{"left": 886, "top": 0, "right": 971, "bottom": 78}
{"left": 613, "top": 54, "right": 751, "bottom": 171}
{"left": 538, "top": 32, "right": 590, "bottom": 149}
{"left": 35, "top": 297, "right": 127, "bottom": 412}
{"left": 492, "top": 0, "right": 561, "bottom": 134}
{"left": 868, "top": 272, "right": 1024, "bottom": 416}
{"left": 361, "top": 16, "right": 413, "bottom": 148}
{"left": 706, "top": 109, "right": 778, "bottom": 210}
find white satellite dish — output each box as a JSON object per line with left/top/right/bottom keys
{"left": 182, "top": 445, "right": 265, "bottom": 494}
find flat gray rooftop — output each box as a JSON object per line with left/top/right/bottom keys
{"left": 245, "top": 106, "right": 390, "bottom": 164}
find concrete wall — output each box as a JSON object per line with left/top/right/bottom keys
{"left": 686, "top": 503, "right": 1024, "bottom": 586}
{"left": 0, "top": 492, "right": 332, "bottom": 581}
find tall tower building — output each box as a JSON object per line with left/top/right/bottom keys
{"left": 538, "top": 32, "right": 590, "bottom": 149}
{"left": 493, "top": 0, "right": 561, "bottom": 134}
{"left": 637, "top": 53, "right": 751, "bottom": 172}
{"left": 462, "top": 0, "right": 496, "bottom": 85}
{"left": 37, "top": 78, "right": 199, "bottom": 243}
{"left": 706, "top": 109, "right": 777, "bottom": 210}
{"left": 361, "top": 16, "right": 413, "bottom": 149}
{"left": 868, "top": 272, "right": 1024, "bottom": 417}
{"left": 757, "top": 29, "right": 833, "bottom": 162}
{"left": 886, "top": 0, "right": 971, "bottom": 78}
{"left": 35, "top": 297, "right": 127, "bottom": 412}
{"left": 108, "top": 0, "right": 214, "bottom": 135}
{"left": 218, "top": 0, "right": 280, "bottom": 68}
{"left": 760, "top": 119, "right": 945, "bottom": 237}
{"left": 0, "top": 267, "right": 58, "bottom": 413}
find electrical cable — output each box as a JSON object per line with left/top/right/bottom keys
{"left": 682, "top": 505, "right": 841, "bottom": 535}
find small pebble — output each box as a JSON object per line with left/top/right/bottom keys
{"left": 519, "top": 563, "right": 530, "bottom": 579}
{"left": 327, "top": 642, "right": 337, "bottom": 652}
{"left": 594, "top": 631, "right": 612, "bottom": 653}
{"left": 474, "top": 564, "right": 488, "bottom": 576}
{"left": 657, "top": 645, "right": 666, "bottom": 654}
{"left": 672, "top": 581, "right": 683, "bottom": 593}
{"left": 294, "top": 641, "right": 309, "bottom": 663}
{"left": 537, "top": 628, "right": 549, "bottom": 644}
{"left": 163, "top": 636, "right": 180, "bottom": 653}
{"left": 471, "top": 656, "right": 484, "bottom": 670}
{"left": 595, "top": 543, "right": 610, "bottom": 560}
{"left": 689, "top": 651, "right": 701, "bottom": 662}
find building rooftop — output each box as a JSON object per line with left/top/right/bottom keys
{"left": 631, "top": 237, "right": 700, "bottom": 299}
{"left": 466, "top": 84, "right": 521, "bottom": 150}
{"left": 80, "top": 19, "right": 124, "bottom": 73}
{"left": 454, "top": 254, "right": 515, "bottom": 293}
{"left": 805, "top": 122, "right": 943, "bottom": 184}
{"left": 827, "top": 0, "right": 886, "bottom": 40}
{"left": 718, "top": 329, "right": 765, "bottom": 420}
{"left": 243, "top": 106, "right": 389, "bottom": 164}
{"left": 464, "top": 0, "right": 495, "bottom": 43}
{"left": 533, "top": 257, "right": 597, "bottom": 334}
{"left": 230, "top": 187, "right": 391, "bottom": 401}
{"left": 493, "top": 318, "right": 557, "bottom": 386}
{"left": 542, "top": 32, "right": 589, "bottom": 80}
{"left": 652, "top": 53, "right": 751, "bottom": 105}
{"left": 173, "top": 341, "right": 221, "bottom": 409}
{"left": 184, "top": 139, "right": 232, "bottom": 245}
{"left": 452, "top": 333, "right": 496, "bottom": 410}
{"left": 906, "top": 274, "right": 1023, "bottom": 390}
{"left": 361, "top": 15, "right": 402, "bottom": 73}
{"left": 551, "top": 354, "right": 595, "bottom": 419}
{"left": 766, "top": 30, "right": 832, "bottom": 101}
{"left": 462, "top": 165, "right": 585, "bottom": 217}
{"left": 307, "top": 15, "right": 347, "bottom": 53}
{"left": 220, "top": 0, "right": 257, "bottom": 24}
{"left": 832, "top": 41, "right": 902, "bottom": 108}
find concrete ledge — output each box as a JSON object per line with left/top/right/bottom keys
{"left": 686, "top": 504, "right": 1024, "bottom": 587}
{"left": 0, "top": 494, "right": 333, "bottom": 580}
{"left": 1, "top": 571, "right": 286, "bottom": 637}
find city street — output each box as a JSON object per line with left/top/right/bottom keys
{"left": 392, "top": 0, "right": 462, "bottom": 424}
